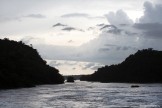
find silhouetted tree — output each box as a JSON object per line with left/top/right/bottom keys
{"left": 80, "top": 49, "right": 162, "bottom": 83}
{"left": 0, "top": 39, "right": 64, "bottom": 89}
{"left": 67, "top": 76, "right": 75, "bottom": 82}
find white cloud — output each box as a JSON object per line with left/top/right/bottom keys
{"left": 134, "top": 1, "right": 162, "bottom": 38}
{"left": 105, "top": 9, "right": 133, "bottom": 25}
{"left": 139, "top": 1, "right": 162, "bottom": 23}
{"left": 34, "top": 27, "right": 140, "bottom": 65}
{"left": 33, "top": 1, "right": 162, "bottom": 66}
{"left": 47, "top": 60, "right": 103, "bottom": 75}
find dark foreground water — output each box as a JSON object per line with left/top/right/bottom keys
{"left": 0, "top": 81, "right": 162, "bottom": 108}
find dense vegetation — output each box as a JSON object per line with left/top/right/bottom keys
{"left": 66, "top": 76, "right": 75, "bottom": 82}
{"left": 80, "top": 48, "right": 162, "bottom": 83}
{"left": 64, "top": 75, "right": 81, "bottom": 80}
{"left": 0, "top": 38, "right": 64, "bottom": 89}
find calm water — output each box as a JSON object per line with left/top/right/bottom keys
{"left": 0, "top": 81, "right": 162, "bottom": 108}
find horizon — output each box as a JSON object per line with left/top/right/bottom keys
{"left": 1, "top": 0, "right": 162, "bottom": 75}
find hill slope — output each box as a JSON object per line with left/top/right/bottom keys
{"left": 80, "top": 49, "right": 162, "bottom": 83}
{"left": 0, "top": 38, "right": 64, "bottom": 89}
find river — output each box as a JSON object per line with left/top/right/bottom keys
{"left": 0, "top": 81, "right": 162, "bottom": 108}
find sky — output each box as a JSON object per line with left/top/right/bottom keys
{"left": 0, "top": 0, "right": 162, "bottom": 75}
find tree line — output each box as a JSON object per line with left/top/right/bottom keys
{"left": 80, "top": 48, "right": 162, "bottom": 83}
{"left": 0, "top": 38, "right": 64, "bottom": 89}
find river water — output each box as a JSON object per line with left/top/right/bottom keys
{"left": 0, "top": 81, "right": 162, "bottom": 108}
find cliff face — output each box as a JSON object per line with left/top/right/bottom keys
{"left": 0, "top": 38, "right": 64, "bottom": 89}
{"left": 80, "top": 49, "right": 162, "bottom": 83}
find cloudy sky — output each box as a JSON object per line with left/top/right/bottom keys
{"left": 0, "top": 0, "right": 162, "bottom": 75}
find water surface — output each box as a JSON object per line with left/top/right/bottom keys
{"left": 0, "top": 81, "right": 162, "bottom": 108}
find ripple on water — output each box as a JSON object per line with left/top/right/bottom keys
{"left": 0, "top": 81, "right": 162, "bottom": 108}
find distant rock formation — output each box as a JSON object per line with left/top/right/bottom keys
{"left": 67, "top": 76, "right": 75, "bottom": 82}
{"left": 80, "top": 48, "right": 162, "bottom": 83}
{"left": 64, "top": 75, "right": 81, "bottom": 80}
{"left": 0, "top": 38, "right": 64, "bottom": 89}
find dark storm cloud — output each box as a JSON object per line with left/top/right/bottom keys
{"left": 106, "top": 9, "right": 133, "bottom": 25}
{"left": 112, "top": 46, "right": 137, "bottom": 51}
{"left": 103, "top": 44, "right": 138, "bottom": 51}
{"left": 122, "top": 46, "right": 130, "bottom": 50}
{"left": 134, "top": 23, "right": 162, "bottom": 30}
{"left": 98, "top": 48, "right": 110, "bottom": 52}
{"left": 62, "top": 27, "right": 84, "bottom": 32}
{"left": 100, "top": 25, "right": 117, "bottom": 30}
{"left": 133, "top": 23, "right": 162, "bottom": 38}
{"left": 99, "top": 24, "right": 122, "bottom": 35}
{"left": 117, "top": 46, "right": 138, "bottom": 51}
{"left": 139, "top": 1, "right": 162, "bottom": 23}
{"left": 119, "top": 24, "right": 129, "bottom": 27}
{"left": 107, "top": 28, "right": 122, "bottom": 34}
{"left": 116, "top": 46, "right": 121, "bottom": 50}
{"left": 88, "top": 24, "right": 118, "bottom": 32}
{"left": 62, "top": 27, "right": 76, "bottom": 31}
{"left": 144, "top": 30, "right": 162, "bottom": 38}
{"left": 133, "top": 1, "right": 162, "bottom": 38}
{"left": 53, "top": 23, "right": 67, "bottom": 27}
{"left": 124, "top": 31, "right": 138, "bottom": 36}
{"left": 52, "top": 23, "right": 84, "bottom": 32}
{"left": 100, "top": 24, "right": 136, "bottom": 35}
{"left": 104, "top": 44, "right": 118, "bottom": 47}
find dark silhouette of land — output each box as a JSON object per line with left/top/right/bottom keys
{"left": 0, "top": 38, "right": 64, "bottom": 89}
{"left": 80, "top": 48, "right": 162, "bottom": 83}
{"left": 66, "top": 76, "right": 75, "bottom": 82}
{"left": 131, "top": 85, "right": 139, "bottom": 88}
{"left": 64, "top": 75, "right": 81, "bottom": 80}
